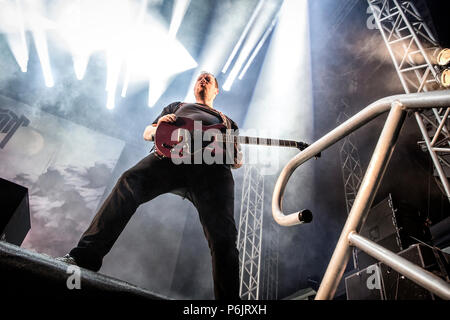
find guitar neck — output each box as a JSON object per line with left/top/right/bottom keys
{"left": 218, "top": 135, "right": 301, "bottom": 149}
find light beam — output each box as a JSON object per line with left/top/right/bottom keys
{"left": 169, "top": 0, "right": 191, "bottom": 39}
{"left": 221, "top": 0, "right": 265, "bottom": 74}
{"left": 222, "top": 0, "right": 280, "bottom": 91}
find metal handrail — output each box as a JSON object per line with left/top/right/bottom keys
{"left": 272, "top": 90, "right": 450, "bottom": 299}
{"left": 272, "top": 90, "right": 450, "bottom": 226}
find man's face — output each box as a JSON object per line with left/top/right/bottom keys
{"left": 194, "top": 73, "right": 219, "bottom": 101}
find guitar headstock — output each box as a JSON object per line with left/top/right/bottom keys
{"left": 296, "top": 141, "right": 321, "bottom": 158}
{"left": 296, "top": 141, "right": 309, "bottom": 151}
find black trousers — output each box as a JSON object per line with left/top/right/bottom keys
{"left": 70, "top": 153, "right": 240, "bottom": 300}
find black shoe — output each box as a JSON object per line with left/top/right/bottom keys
{"left": 56, "top": 254, "right": 78, "bottom": 266}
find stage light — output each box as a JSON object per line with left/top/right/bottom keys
{"left": 114, "top": 5, "right": 197, "bottom": 109}
{"left": 437, "top": 48, "right": 450, "bottom": 66}
{"left": 0, "top": 0, "right": 198, "bottom": 109}
{"left": 441, "top": 68, "right": 450, "bottom": 88}
{"left": 1, "top": 0, "right": 55, "bottom": 84}
{"left": 2, "top": 0, "right": 29, "bottom": 72}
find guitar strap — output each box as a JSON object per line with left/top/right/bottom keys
{"left": 217, "top": 110, "right": 231, "bottom": 129}
{"left": 173, "top": 102, "right": 185, "bottom": 114}
{"left": 190, "top": 103, "right": 229, "bottom": 128}
{"left": 216, "top": 110, "right": 242, "bottom": 169}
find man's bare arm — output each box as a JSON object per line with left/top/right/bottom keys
{"left": 143, "top": 124, "right": 157, "bottom": 141}
{"left": 143, "top": 114, "right": 177, "bottom": 141}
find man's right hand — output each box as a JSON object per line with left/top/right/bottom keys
{"left": 157, "top": 114, "right": 177, "bottom": 126}
{"left": 143, "top": 114, "right": 177, "bottom": 141}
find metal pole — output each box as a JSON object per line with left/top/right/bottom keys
{"left": 430, "top": 108, "right": 450, "bottom": 147}
{"left": 315, "top": 102, "right": 407, "bottom": 300}
{"left": 348, "top": 232, "right": 450, "bottom": 300}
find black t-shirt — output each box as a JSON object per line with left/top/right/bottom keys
{"left": 151, "top": 102, "right": 240, "bottom": 167}
{"left": 152, "top": 102, "right": 238, "bottom": 130}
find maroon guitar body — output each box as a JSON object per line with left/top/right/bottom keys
{"left": 154, "top": 116, "right": 318, "bottom": 160}
{"left": 154, "top": 117, "right": 227, "bottom": 159}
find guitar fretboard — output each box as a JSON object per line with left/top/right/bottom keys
{"left": 217, "top": 135, "right": 299, "bottom": 148}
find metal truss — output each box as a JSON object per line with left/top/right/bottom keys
{"left": 260, "top": 220, "right": 279, "bottom": 300}
{"left": 337, "top": 108, "right": 364, "bottom": 269}
{"left": 337, "top": 109, "right": 364, "bottom": 215}
{"left": 368, "top": 0, "right": 450, "bottom": 201}
{"left": 237, "top": 164, "right": 265, "bottom": 300}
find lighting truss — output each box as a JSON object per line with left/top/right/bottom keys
{"left": 260, "top": 219, "right": 279, "bottom": 300}
{"left": 237, "top": 164, "right": 265, "bottom": 300}
{"left": 337, "top": 109, "right": 363, "bottom": 214}
{"left": 368, "top": 0, "right": 450, "bottom": 201}
{"left": 337, "top": 108, "right": 363, "bottom": 268}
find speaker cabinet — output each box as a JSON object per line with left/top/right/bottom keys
{"left": 355, "top": 195, "right": 402, "bottom": 270}
{"left": 0, "top": 177, "right": 30, "bottom": 245}
{"left": 346, "top": 243, "right": 449, "bottom": 300}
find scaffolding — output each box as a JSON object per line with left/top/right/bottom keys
{"left": 260, "top": 219, "right": 279, "bottom": 300}
{"left": 337, "top": 109, "right": 364, "bottom": 215}
{"left": 337, "top": 106, "right": 364, "bottom": 268}
{"left": 368, "top": 0, "right": 450, "bottom": 201}
{"left": 237, "top": 165, "right": 265, "bottom": 300}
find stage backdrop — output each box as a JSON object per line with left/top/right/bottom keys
{"left": 0, "top": 94, "right": 125, "bottom": 259}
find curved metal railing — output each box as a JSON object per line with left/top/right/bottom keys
{"left": 272, "top": 90, "right": 450, "bottom": 300}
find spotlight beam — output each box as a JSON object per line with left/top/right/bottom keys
{"left": 239, "top": 11, "right": 279, "bottom": 80}
{"left": 2, "top": 1, "right": 197, "bottom": 109}
{"left": 16, "top": 0, "right": 28, "bottom": 72}
{"left": 106, "top": 47, "right": 124, "bottom": 110}
{"left": 32, "top": 28, "right": 54, "bottom": 87}
{"left": 169, "top": 0, "right": 191, "bottom": 38}
{"left": 221, "top": 0, "right": 265, "bottom": 74}
{"left": 4, "top": 0, "right": 30, "bottom": 73}
{"left": 121, "top": 0, "right": 148, "bottom": 98}
{"left": 222, "top": 0, "right": 281, "bottom": 91}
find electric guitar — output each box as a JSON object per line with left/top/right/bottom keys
{"left": 154, "top": 117, "right": 320, "bottom": 160}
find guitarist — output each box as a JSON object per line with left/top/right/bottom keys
{"left": 57, "top": 72, "right": 242, "bottom": 300}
